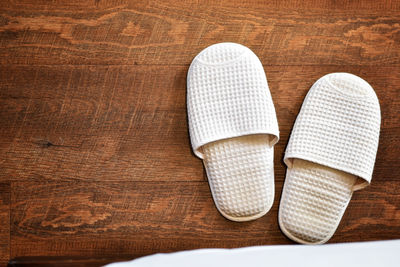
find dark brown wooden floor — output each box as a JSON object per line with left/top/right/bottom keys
{"left": 1, "top": 0, "right": 400, "bottom": 266}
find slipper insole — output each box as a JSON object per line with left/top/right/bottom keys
{"left": 279, "top": 159, "right": 356, "bottom": 244}
{"left": 202, "top": 135, "right": 274, "bottom": 221}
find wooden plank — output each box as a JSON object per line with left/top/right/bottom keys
{"left": 1, "top": 1, "right": 400, "bottom": 65}
{"left": 3, "top": 0, "right": 400, "bottom": 12}
{"left": 8, "top": 256, "right": 131, "bottom": 267}
{"left": 0, "top": 65, "right": 202, "bottom": 182}
{"left": 333, "top": 181, "right": 400, "bottom": 243}
{"left": 10, "top": 179, "right": 400, "bottom": 259}
{"left": 9, "top": 180, "right": 289, "bottom": 258}
{"left": 0, "top": 182, "right": 10, "bottom": 266}
{"left": 1, "top": 65, "right": 399, "bottom": 183}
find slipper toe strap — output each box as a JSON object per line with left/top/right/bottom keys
{"left": 187, "top": 44, "right": 279, "bottom": 159}
{"left": 284, "top": 74, "right": 381, "bottom": 190}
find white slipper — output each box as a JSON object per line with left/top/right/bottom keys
{"left": 187, "top": 43, "right": 279, "bottom": 222}
{"left": 279, "top": 73, "right": 381, "bottom": 244}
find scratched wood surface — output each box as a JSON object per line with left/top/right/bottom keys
{"left": 1, "top": 0, "right": 400, "bottom": 266}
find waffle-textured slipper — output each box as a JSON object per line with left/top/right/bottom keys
{"left": 187, "top": 43, "right": 279, "bottom": 222}
{"left": 279, "top": 73, "right": 381, "bottom": 244}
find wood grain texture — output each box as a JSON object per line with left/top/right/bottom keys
{"left": 10, "top": 180, "right": 287, "bottom": 258}
{"left": 10, "top": 180, "right": 400, "bottom": 258}
{"left": 0, "top": 183, "right": 10, "bottom": 267}
{"left": 1, "top": 1, "right": 400, "bottom": 66}
{"left": 0, "top": 0, "right": 400, "bottom": 266}
{"left": 1, "top": 65, "right": 399, "bottom": 183}
{"left": 8, "top": 256, "right": 131, "bottom": 267}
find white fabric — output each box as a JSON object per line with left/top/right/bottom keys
{"left": 187, "top": 43, "right": 279, "bottom": 221}
{"left": 105, "top": 239, "right": 400, "bottom": 267}
{"left": 280, "top": 73, "right": 381, "bottom": 244}
{"left": 284, "top": 73, "right": 380, "bottom": 186}
{"left": 187, "top": 42, "right": 279, "bottom": 159}
{"left": 202, "top": 135, "right": 274, "bottom": 221}
{"left": 279, "top": 159, "right": 356, "bottom": 244}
